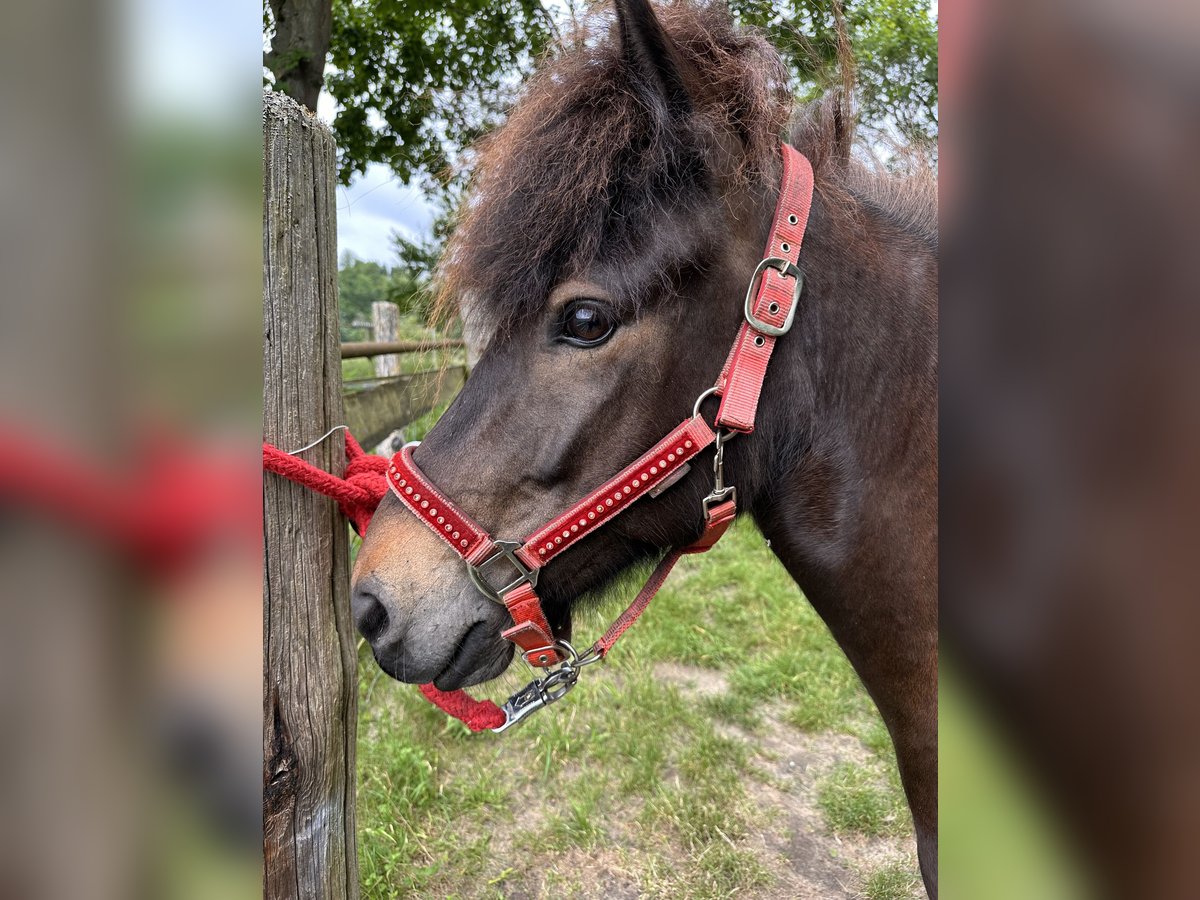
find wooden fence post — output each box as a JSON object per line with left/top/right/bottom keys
{"left": 370, "top": 301, "right": 401, "bottom": 377}
{"left": 262, "top": 91, "right": 359, "bottom": 900}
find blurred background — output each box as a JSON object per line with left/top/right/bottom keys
{"left": 2, "top": 0, "right": 1198, "bottom": 896}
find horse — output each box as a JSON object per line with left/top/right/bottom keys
{"left": 350, "top": 0, "right": 938, "bottom": 894}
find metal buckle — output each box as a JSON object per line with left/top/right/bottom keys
{"left": 404, "top": 441, "right": 533, "bottom": 606}
{"left": 492, "top": 640, "right": 602, "bottom": 732}
{"left": 467, "top": 540, "right": 538, "bottom": 605}
{"left": 703, "top": 487, "right": 736, "bottom": 516}
{"left": 692, "top": 386, "right": 720, "bottom": 420}
{"left": 743, "top": 256, "right": 803, "bottom": 337}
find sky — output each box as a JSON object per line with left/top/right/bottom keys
{"left": 316, "top": 93, "right": 437, "bottom": 266}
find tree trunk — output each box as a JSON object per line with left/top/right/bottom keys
{"left": 262, "top": 90, "right": 358, "bottom": 900}
{"left": 266, "top": 0, "right": 333, "bottom": 112}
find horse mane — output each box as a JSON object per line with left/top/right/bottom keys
{"left": 790, "top": 93, "right": 939, "bottom": 251}
{"left": 438, "top": 0, "right": 935, "bottom": 334}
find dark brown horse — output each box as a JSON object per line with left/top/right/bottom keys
{"left": 351, "top": 0, "right": 937, "bottom": 894}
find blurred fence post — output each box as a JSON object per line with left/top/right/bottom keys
{"left": 370, "top": 301, "right": 400, "bottom": 377}
{"left": 262, "top": 91, "right": 359, "bottom": 900}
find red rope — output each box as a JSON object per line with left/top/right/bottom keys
{"left": 419, "top": 684, "right": 506, "bottom": 731}
{"left": 262, "top": 431, "right": 388, "bottom": 536}
{"left": 263, "top": 431, "right": 503, "bottom": 731}
{"left": 0, "top": 428, "right": 259, "bottom": 579}
{"left": 0, "top": 425, "right": 503, "bottom": 730}
{"left": 595, "top": 549, "right": 683, "bottom": 655}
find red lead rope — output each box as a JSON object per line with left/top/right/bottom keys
{"left": 262, "top": 433, "right": 507, "bottom": 731}
{"left": 262, "top": 431, "right": 385, "bottom": 536}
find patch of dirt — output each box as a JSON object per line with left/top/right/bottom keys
{"left": 484, "top": 805, "right": 648, "bottom": 900}
{"left": 653, "top": 661, "right": 730, "bottom": 697}
{"left": 502, "top": 847, "right": 643, "bottom": 899}
{"left": 656, "top": 662, "right": 922, "bottom": 899}
{"left": 403, "top": 662, "right": 921, "bottom": 899}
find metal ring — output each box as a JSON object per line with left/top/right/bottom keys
{"left": 402, "top": 440, "right": 421, "bottom": 450}
{"left": 788, "top": 214, "right": 799, "bottom": 225}
{"left": 714, "top": 428, "right": 738, "bottom": 449}
{"left": 574, "top": 649, "right": 604, "bottom": 667}
{"left": 550, "top": 639, "right": 603, "bottom": 668}
{"left": 692, "top": 386, "right": 720, "bottom": 420}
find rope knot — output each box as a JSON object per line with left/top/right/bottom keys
{"left": 262, "top": 430, "right": 390, "bottom": 536}
{"left": 344, "top": 439, "right": 389, "bottom": 481}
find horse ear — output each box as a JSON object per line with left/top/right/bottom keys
{"left": 614, "top": 0, "right": 693, "bottom": 118}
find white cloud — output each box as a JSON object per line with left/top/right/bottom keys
{"left": 335, "top": 163, "right": 436, "bottom": 266}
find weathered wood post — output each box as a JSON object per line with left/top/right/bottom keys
{"left": 370, "top": 301, "right": 401, "bottom": 377}
{"left": 262, "top": 91, "right": 359, "bottom": 900}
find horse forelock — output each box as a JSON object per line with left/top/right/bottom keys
{"left": 437, "top": 1, "right": 792, "bottom": 338}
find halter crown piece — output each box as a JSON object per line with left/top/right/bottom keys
{"left": 387, "top": 145, "right": 814, "bottom": 731}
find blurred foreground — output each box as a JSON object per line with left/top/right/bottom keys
{"left": 941, "top": 0, "right": 1200, "bottom": 896}
{"left": 0, "top": 0, "right": 261, "bottom": 896}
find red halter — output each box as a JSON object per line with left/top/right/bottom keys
{"left": 388, "top": 144, "right": 814, "bottom": 730}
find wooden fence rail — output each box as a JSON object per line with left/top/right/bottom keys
{"left": 340, "top": 338, "right": 465, "bottom": 359}
{"left": 343, "top": 367, "right": 467, "bottom": 448}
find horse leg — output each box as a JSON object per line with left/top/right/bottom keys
{"left": 891, "top": 682, "right": 938, "bottom": 899}
{"left": 763, "top": 509, "right": 939, "bottom": 896}
{"left": 827, "top": 596, "right": 938, "bottom": 897}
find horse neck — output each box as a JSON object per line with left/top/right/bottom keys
{"left": 741, "top": 185, "right": 939, "bottom": 593}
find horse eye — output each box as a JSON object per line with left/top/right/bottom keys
{"left": 560, "top": 300, "right": 616, "bottom": 347}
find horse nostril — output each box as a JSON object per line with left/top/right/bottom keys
{"left": 353, "top": 592, "right": 390, "bottom": 643}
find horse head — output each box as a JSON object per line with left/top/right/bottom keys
{"left": 351, "top": 0, "right": 792, "bottom": 688}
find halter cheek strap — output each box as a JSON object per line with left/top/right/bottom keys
{"left": 716, "top": 143, "right": 814, "bottom": 432}
{"left": 386, "top": 144, "right": 813, "bottom": 731}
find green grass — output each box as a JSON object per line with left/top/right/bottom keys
{"left": 864, "top": 861, "right": 922, "bottom": 900}
{"left": 355, "top": 521, "right": 919, "bottom": 897}
{"left": 341, "top": 357, "right": 373, "bottom": 381}
{"left": 403, "top": 399, "right": 453, "bottom": 443}
{"left": 817, "top": 761, "right": 909, "bottom": 837}
{"left": 342, "top": 349, "right": 467, "bottom": 384}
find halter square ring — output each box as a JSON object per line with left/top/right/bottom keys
{"left": 467, "top": 540, "right": 539, "bottom": 604}
{"left": 744, "top": 256, "right": 804, "bottom": 337}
